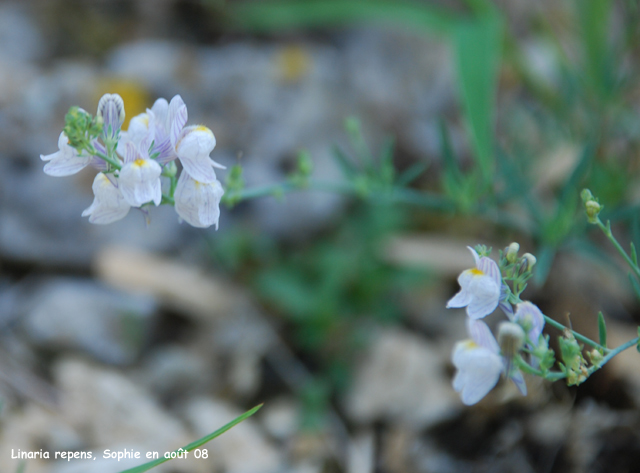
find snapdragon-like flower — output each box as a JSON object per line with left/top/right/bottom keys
{"left": 82, "top": 173, "right": 130, "bottom": 224}
{"left": 447, "top": 247, "right": 502, "bottom": 319}
{"left": 174, "top": 125, "right": 225, "bottom": 183}
{"left": 453, "top": 320, "right": 504, "bottom": 405}
{"left": 174, "top": 171, "right": 224, "bottom": 228}
{"left": 40, "top": 132, "right": 94, "bottom": 177}
{"left": 452, "top": 319, "right": 526, "bottom": 405}
{"left": 118, "top": 138, "right": 162, "bottom": 207}
{"left": 42, "top": 92, "right": 227, "bottom": 229}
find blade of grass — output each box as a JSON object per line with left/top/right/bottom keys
{"left": 577, "top": 0, "right": 614, "bottom": 100}
{"left": 118, "top": 404, "right": 263, "bottom": 473}
{"left": 226, "top": 0, "right": 457, "bottom": 36}
{"left": 452, "top": 11, "right": 502, "bottom": 184}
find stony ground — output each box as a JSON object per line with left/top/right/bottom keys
{"left": 2, "top": 1, "right": 640, "bottom": 473}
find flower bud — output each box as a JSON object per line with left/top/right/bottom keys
{"left": 580, "top": 188, "right": 594, "bottom": 203}
{"left": 585, "top": 200, "right": 601, "bottom": 224}
{"left": 522, "top": 253, "right": 536, "bottom": 272}
{"left": 97, "top": 93, "right": 125, "bottom": 140}
{"left": 498, "top": 322, "right": 525, "bottom": 358}
{"left": 506, "top": 242, "right": 519, "bottom": 264}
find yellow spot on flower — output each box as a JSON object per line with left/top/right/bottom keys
{"left": 134, "top": 158, "right": 145, "bottom": 167}
{"left": 470, "top": 268, "right": 484, "bottom": 276}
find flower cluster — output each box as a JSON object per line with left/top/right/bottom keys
{"left": 447, "top": 245, "right": 551, "bottom": 405}
{"left": 40, "top": 93, "right": 225, "bottom": 228}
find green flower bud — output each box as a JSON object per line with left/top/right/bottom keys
{"left": 580, "top": 188, "right": 594, "bottom": 203}
{"left": 506, "top": 242, "right": 520, "bottom": 264}
{"left": 585, "top": 200, "right": 601, "bottom": 224}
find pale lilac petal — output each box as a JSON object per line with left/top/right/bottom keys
{"left": 447, "top": 290, "right": 473, "bottom": 308}
{"left": 168, "top": 95, "right": 188, "bottom": 147}
{"left": 514, "top": 301, "right": 545, "bottom": 343}
{"left": 41, "top": 141, "right": 91, "bottom": 176}
{"left": 82, "top": 173, "right": 130, "bottom": 224}
{"left": 119, "top": 158, "right": 162, "bottom": 207}
{"left": 176, "top": 126, "right": 218, "bottom": 183}
{"left": 465, "top": 275, "right": 500, "bottom": 319}
{"left": 150, "top": 98, "right": 169, "bottom": 128}
{"left": 97, "top": 93, "right": 125, "bottom": 139}
{"left": 499, "top": 300, "right": 514, "bottom": 319}
{"left": 452, "top": 341, "right": 503, "bottom": 405}
{"left": 468, "top": 320, "right": 500, "bottom": 353}
{"left": 510, "top": 369, "right": 527, "bottom": 395}
{"left": 153, "top": 138, "right": 176, "bottom": 164}
{"left": 124, "top": 142, "right": 137, "bottom": 164}
{"left": 174, "top": 171, "right": 224, "bottom": 228}
{"left": 477, "top": 256, "right": 501, "bottom": 288}
{"left": 467, "top": 246, "right": 480, "bottom": 266}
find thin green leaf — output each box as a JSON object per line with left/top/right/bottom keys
{"left": 226, "top": 0, "right": 457, "bottom": 36}
{"left": 629, "top": 273, "right": 640, "bottom": 302}
{"left": 533, "top": 245, "right": 556, "bottom": 286}
{"left": 597, "top": 311, "right": 607, "bottom": 348}
{"left": 118, "top": 404, "right": 262, "bottom": 473}
{"left": 438, "top": 119, "right": 462, "bottom": 182}
{"left": 396, "top": 161, "right": 429, "bottom": 187}
{"left": 631, "top": 242, "right": 638, "bottom": 266}
{"left": 331, "top": 145, "right": 358, "bottom": 178}
{"left": 378, "top": 136, "right": 396, "bottom": 184}
{"left": 452, "top": 11, "right": 502, "bottom": 183}
{"left": 577, "top": 0, "right": 614, "bottom": 99}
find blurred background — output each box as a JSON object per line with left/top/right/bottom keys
{"left": 2, "top": 0, "right": 640, "bottom": 472}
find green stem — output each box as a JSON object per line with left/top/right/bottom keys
{"left": 596, "top": 217, "right": 640, "bottom": 278}
{"left": 595, "top": 336, "right": 639, "bottom": 369}
{"left": 515, "top": 356, "right": 566, "bottom": 381}
{"left": 95, "top": 150, "right": 122, "bottom": 170}
{"left": 543, "top": 315, "right": 607, "bottom": 352}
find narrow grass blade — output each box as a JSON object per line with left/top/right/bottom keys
{"left": 118, "top": 404, "right": 263, "bottom": 473}
{"left": 452, "top": 11, "right": 502, "bottom": 183}
{"left": 396, "top": 161, "right": 428, "bottom": 187}
{"left": 226, "top": 0, "right": 457, "bottom": 36}
{"left": 597, "top": 311, "right": 607, "bottom": 348}
{"left": 577, "top": 0, "right": 614, "bottom": 99}
{"left": 629, "top": 273, "right": 640, "bottom": 302}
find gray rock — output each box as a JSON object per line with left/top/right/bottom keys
{"left": 344, "top": 328, "right": 458, "bottom": 428}
{"left": 20, "top": 278, "right": 156, "bottom": 364}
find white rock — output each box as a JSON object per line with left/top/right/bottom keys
{"left": 344, "top": 329, "right": 458, "bottom": 428}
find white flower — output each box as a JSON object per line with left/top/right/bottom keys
{"left": 447, "top": 247, "right": 502, "bottom": 319}
{"left": 453, "top": 320, "right": 504, "bottom": 405}
{"left": 82, "top": 173, "right": 130, "bottom": 224}
{"left": 40, "top": 132, "right": 93, "bottom": 176}
{"left": 174, "top": 170, "right": 224, "bottom": 229}
{"left": 513, "top": 301, "right": 545, "bottom": 344}
{"left": 118, "top": 138, "right": 162, "bottom": 207}
{"left": 452, "top": 320, "right": 527, "bottom": 405}
{"left": 174, "top": 125, "right": 225, "bottom": 183}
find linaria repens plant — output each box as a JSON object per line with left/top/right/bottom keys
{"left": 447, "top": 193, "right": 640, "bottom": 404}
{"left": 41, "top": 93, "right": 225, "bottom": 228}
